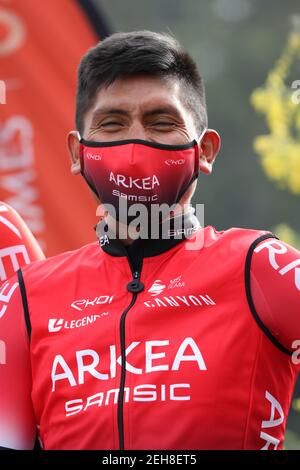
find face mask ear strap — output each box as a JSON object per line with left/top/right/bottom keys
{"left": 77, "top": 131, "right": 101, "bottom": 199}
{"left": 76, "top": 132, "right": 85, "bottom": 175}
{"left": 191, "top": 127, "right": 206, "bottom": 163}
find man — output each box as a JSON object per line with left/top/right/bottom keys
{"left": 1, "top": 31, "right": 300, "bottom": 450}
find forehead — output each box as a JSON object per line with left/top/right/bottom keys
{"left": 89, "top": 74, "right": 186, "bottom": 114}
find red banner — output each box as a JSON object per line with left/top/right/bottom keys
{"left": 0, "top": 0, "right": 101, "bottom": 256}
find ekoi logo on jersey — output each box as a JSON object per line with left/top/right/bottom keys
{"left": 71, "top": 295, "right": 114, "bottom": 311}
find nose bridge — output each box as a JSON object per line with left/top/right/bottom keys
{"left": 126, "top": 117, "right": 149, "bottom": 165}
{"left": 127, "top": 119, "right": 147, "bottom": 141}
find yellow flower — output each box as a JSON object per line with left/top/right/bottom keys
{"left": 251, "top": 28, "right": 300, "bottom": 194}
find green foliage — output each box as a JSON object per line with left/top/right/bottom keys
{"left": 273, "top": 223, "right": 300, "bottom": 249}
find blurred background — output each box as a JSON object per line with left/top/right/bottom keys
{"left": 0, "top": 0, "right": 299, "bottom": 449}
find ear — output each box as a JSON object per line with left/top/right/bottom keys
{"left": 67, "top": 130, "right": 81, "bottom": 175}
{"left": 198, "top": 129, "right": 221, "bottom": 175}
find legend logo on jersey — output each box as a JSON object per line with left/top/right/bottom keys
{"left": 48, "top": 319, "right": 64, "bottom": 332}
{"left": 48, "top": 313, "right": 109, "bottom": 333}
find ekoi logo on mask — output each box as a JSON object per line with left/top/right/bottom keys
{"left": 164, "top": 159, "right": 185, "bottom": 166}
{"left": 86, "top": 153, "right": 102, "bottom": 161}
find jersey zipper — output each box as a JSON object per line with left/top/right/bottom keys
{"left": 117, "top": 268, "right": 143, "bottom": 450}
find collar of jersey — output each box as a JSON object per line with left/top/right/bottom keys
{"left": 96, "top": 211, "right": 200, "bottom": 258}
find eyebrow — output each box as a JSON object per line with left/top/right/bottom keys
{"left": 91, "top": 108, "right": 128, "bottom": 119}
{"left": 91, "top": 105, "right": 183, "bottom": 121}
{"left": 143, "top": 106, "right": 182, "bottom": 118}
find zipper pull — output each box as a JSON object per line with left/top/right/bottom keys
{"left": 127, "top": 271, "right": 144, "bottom": 293}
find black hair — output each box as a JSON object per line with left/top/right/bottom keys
{"left": 76, "top": 30, "right": 207, "bottom": 135}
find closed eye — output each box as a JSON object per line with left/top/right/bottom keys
{"left": 151, "top": 122, "right": 177, "bottom": 130}
{"left": 153, "top": 121, "right": 176, "bottom": 126}
{"left": 100, "top": 121, "right": 123, "bottom": 127}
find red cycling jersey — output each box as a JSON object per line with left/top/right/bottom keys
{"left": 0, "top": 215, "right": 300, "bottom": 450}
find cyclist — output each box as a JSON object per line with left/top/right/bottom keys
{"left": 1, "top": 31, "right": 300, "bottom": 450}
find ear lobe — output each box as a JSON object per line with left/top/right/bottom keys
{"left": 71, "top": 160, "right": 81, "bottom": 176}
{"left": 67, "top": 131, "right": 82, "bottom": 175}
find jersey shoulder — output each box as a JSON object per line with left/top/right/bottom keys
{"left": 201, "top": 225, "right": 275, "bottom": 250}
{"left": 20, "top": 240, "right": 101, "bottom": 284}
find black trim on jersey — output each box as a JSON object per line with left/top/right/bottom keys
{"left": 80, "top": 137, "right": 197, "bottom": 150}
{"left": 244, "top": 233, "right": 292, "bottom": 356}
{"left": 117, "top": 252, "right": 144, "bottom": 450}
{"left": 117, "top": 292, "right": 138, "bottom": 450}
{"left": 17, "top": 269, "right": 31, "bottom": 339}
{"left": 77, "top": 0, "right": 111, "bottom": 39}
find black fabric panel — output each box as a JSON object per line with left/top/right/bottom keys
{"left": 80, "top": 137, "right": 197, "bottom": 150}
{"left": 17, "top": 269, "right": 31, "bottom": 339}
{"left": 244, "top": 233, "right": 292, "bottom": 356}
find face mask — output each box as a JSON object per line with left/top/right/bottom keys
{"left": 79, "top": 133, "right": 204, "bottom": 222}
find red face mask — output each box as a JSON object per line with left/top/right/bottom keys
{"left": 79, "top": 137, "right": 202, "bottom": 221}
